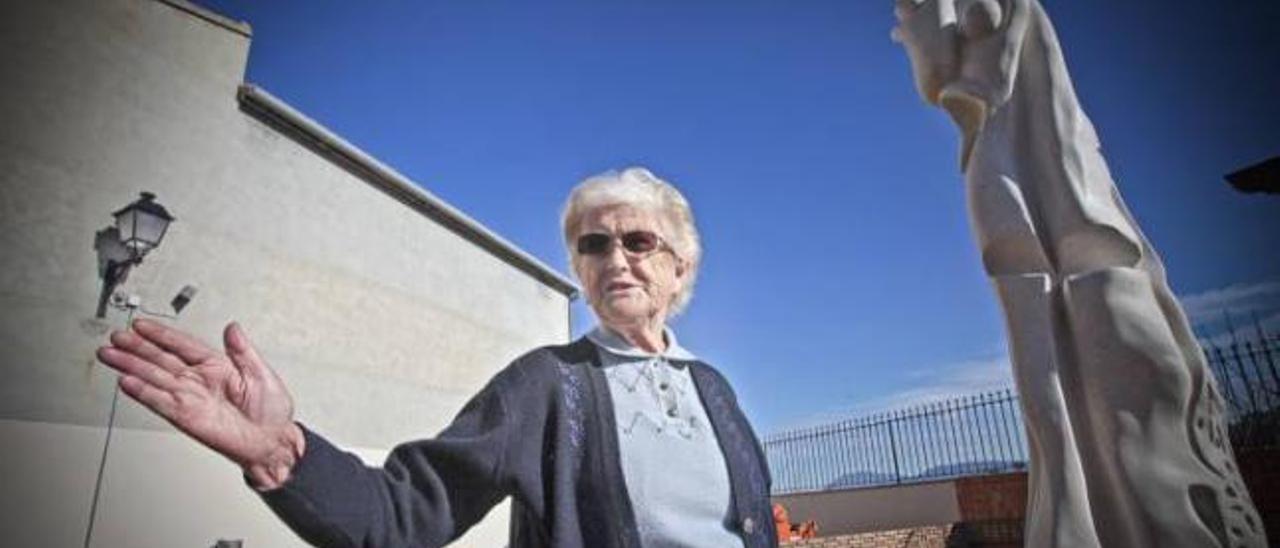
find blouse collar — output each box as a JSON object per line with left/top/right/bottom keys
{"left": 586, "top": 324, "right": 697, "bottom": 361}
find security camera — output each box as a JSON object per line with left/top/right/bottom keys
{"left": 171, "top": 284, "right": 198, "bottom": 314}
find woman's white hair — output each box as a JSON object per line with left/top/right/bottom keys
{"left": 561, "top": 167, "right": 702, "bottom": 317}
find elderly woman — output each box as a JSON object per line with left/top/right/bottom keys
{"left": 96, "top": 167, "right": 775, "bottom": 548}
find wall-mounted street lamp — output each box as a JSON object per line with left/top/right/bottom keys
{"left": 84, "top": 192, "right": 179, "bottom": 548}
{"left": 94, "top": 192, "right": 175, "bottom": 318}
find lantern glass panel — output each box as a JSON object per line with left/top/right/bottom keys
{"left": 114, "top": 208, "right": 169, "bottom": 254}
{"left": 114, "top": 209, "right": 138, "bottom": 246}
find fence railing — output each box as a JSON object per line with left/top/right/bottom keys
{"left": 1200, "top": 326, "right": 1280, "bottom": 449}
{"left": 763, "top": 389, "right": 1027, "bottom": 495}
{"left": 764, "top": 323, "right": 1280, "bottom": 495}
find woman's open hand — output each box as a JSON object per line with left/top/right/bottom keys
{"left": 96, "top": 319, "right": 304, "bottom": 490}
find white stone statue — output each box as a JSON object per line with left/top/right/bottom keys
{"left": 890, "top": 1, "right": 1267, "bottom": 546}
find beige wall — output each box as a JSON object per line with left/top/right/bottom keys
{"left": 775, "top": 480, "right": 962, "bottom": 536}
{"left": 0, "top": 0, "right": 570, "bottom": 545}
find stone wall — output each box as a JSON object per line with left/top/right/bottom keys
{"left": 954, "top": 472, "right": 1028, "bottom": 521}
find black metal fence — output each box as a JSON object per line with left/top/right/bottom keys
{"left": 1200, "top": 321, "right": 1280, "bottom": 449}
{"left": 763, "top": 389, "right": 1027, "bottom": 495}
{"left": 764, "top": 319, "right": 1280, "bottom": 495}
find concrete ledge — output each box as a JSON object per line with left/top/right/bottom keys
{"left": 775, "top": 478, "right": 961, "bottom": 536}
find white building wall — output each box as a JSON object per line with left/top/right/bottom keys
{"left": 0, "top": 0, "right": 574, "bottom": 546}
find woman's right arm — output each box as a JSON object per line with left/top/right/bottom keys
{"left": 258, "top": 385, "right": 516, "bottom": 547}
{"left": 97, "top": 318, "right": 518, "bottom": 547}
{"left": 96, "top": 318, "right": 305, "bottom": 489}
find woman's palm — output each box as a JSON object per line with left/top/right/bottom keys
{"left": 99, "top": 320, "right": 299, "bottom": 473}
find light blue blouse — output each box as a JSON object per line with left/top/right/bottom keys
{"left": 587, "top": 326, "right": 746, "bottom": 548}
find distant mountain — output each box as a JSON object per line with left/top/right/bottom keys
{"left": 791, "top": 460, "right": 1028, "bottom": 493}
{"left": 824, "top": 470, "right": 897, "bottom": 489}
{"left": 915, "top": 460, "right": 1026, "bottom": 479}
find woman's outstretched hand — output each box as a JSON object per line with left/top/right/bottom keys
{"left": 96, "top": 318, "right": 305, "bottom": 490}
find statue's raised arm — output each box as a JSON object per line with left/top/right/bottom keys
{"left": 891, "top": 1, "right": 1267, "bottom": 546}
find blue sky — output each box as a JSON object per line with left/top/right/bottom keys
{"left": 199, "top": 0, "right": 1279, "bottom": 433}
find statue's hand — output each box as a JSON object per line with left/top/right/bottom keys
{"left": 890, "top": 0, "right": 960, "bottom": 105}
{"left": 957, "top": 0, "right": 1003, "bottom": 39}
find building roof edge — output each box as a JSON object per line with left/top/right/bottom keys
{"left": 236, "top": 84, "right": 580, "bottom": 300}
{"left": 156, "top": 0, "right": 253, "bottom": 38}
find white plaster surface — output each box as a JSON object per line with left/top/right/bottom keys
{"left": 0, "top": 0, "right": 567, "bottom": 545}
{"left": 893, "top": 0, "right": 1266, "bottom": 546}
{"left": 0, "top": 419, "right": 510, "bottom": 547}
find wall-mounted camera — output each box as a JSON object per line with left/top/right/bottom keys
{"left": 171, "top": 284, "right": 198, "bottom": 314}
{"left": 108, "top": 284, "right": 199, "bottom": 318}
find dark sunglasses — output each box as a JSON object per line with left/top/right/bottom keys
{"left": 576, "top": 230, "right": 669, "bottom": 257}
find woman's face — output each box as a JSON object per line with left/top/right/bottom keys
{"left": 571, "top": 204, "right": 687, "bottom": 331}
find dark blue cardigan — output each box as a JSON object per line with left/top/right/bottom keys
{"left": 259, "top": 337, "right": 777, "bottom": 548}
